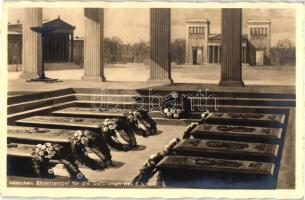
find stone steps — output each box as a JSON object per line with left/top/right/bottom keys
{"left": 74, "top": 93, "right": 295, "bottom": 107}
{"left": 6, "top": 88, "right": 294, "bottom": 184}
{"left": 72, "top": 88, "right": 296, "bottom": 99}
{"left": 49, "top": 106, "right": 285, "bottom": 128}
{"left": 7, "top": 101, "right": 75, "bottom": 125}
{"left": 8, "top": 88, "right": 75, "bottom": 105}
{"left": 74, "top": 100, "right": 291, "bottom": 113}
{"left": 172, "top": 139, "right": 279, "bottom": 162}
{"left": 7, "top": 94, "right": 76, "bottom": 115}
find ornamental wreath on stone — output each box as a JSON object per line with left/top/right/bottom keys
{"left": 183, "top": 111, "right": 212, "bottom": 139}
{"left": 32, "top": 142, "right": 86, "bottom": 181}
{"left": 69, "top": 130, "right": 112, "bottom": 168}
{"left": 161, "top": 92, "right": 189, "bottom": 119}
{"left": 31, "top": 142, "right": 60, "bottom": 178}
{"left": 127, "top": 110, "right": 157, "bottom": 137}
{"left": 70, "top": 130, "right": 90, "bottom": 163}
{"left": 131, "top": 138, "right": 180, "bottom": 186}
{"left": 99, "top": 118, "right": 137, "bottom": 151}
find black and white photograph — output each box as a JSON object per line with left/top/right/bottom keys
{"left": 1, "top": 1, "right": 304, "bottom": 198}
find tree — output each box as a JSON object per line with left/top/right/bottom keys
{"left": 171, "top": 39, "right": 186, "bottom": 65}
{"left": 131, "top": 40, "right": 149, "bottom": 64}
{"left": 276, "top": 39, "right": 294, "bottom": 49}
{"left": 271, "top": 39, "right": 295, "bottom": 65}
{"left": 104, "top": 37, "right": 124, "bottom": 64}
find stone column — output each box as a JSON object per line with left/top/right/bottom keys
{"left": 19, "top": 8, "right": 42, "bottom": 79}
{"left": 219, "top": 8, "right": 244, "bottom": 87}
{"left": 217, "top": 45, "right": 221, "bottom": 63}
{"left": 212, "top": 45, "right": 216, "bottom": 63}
{"left": 244, "top": 46, "right": 246, "bottom": 63}
{"left": 147, "top": 8, "right": 173, "bottom": 84}
{"left": 71, "top": 33, "right": 74, "bottom": 62}
{"left": 82, "top": 8, "right": 106, "bottom": 81}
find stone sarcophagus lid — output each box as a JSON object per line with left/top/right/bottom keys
{"left": 190, "top": 124, "right": 282, "bottom": 142}
{"left": 156, "top": 155, "right": 274, "bottom": 175}
{"left": 15, "top": 115, "right": 105, "bottom": 130}
{"left": 171, "top": 139, "right": 278, "bottom": 161}
{"left": 206, "top": 112, "right": 285, "bottom": 127}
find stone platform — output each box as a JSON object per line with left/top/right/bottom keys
{"left": 6, "top": 86, "right": 296, "bottom": 188}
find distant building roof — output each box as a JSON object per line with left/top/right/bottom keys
{"left": 74, "top": 36, "right": 84, "bottom": 41}
{"left": 8, "top": 31, "right": 21, "bottom": 35}
{"left": 43, "top": 16, "right": 75, "bottom": 30}
{"left": 248, "top": 19, "right": 271, "bottom": 24}
{"left": 186, "top": 19, "right": 210, "bottom": 24}
{"left": 208, "top": 33, "right": 248, "bottom": 42}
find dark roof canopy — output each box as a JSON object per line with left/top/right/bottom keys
{"left": 208, "top": 33, "right": 248, "bottom": 42}
{"left": 43, "top": 16, "right": 75, "bottom": 34}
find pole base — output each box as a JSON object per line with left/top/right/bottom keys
{"left": 218, "top": 80, "right": 245, "bottom": 87}
{"left": 26, "top": 77, "right": 62, "bottom": 83}
{"left": 81, "top": 76, "right": 106, "bottom": 82}
{"left": 146, "top": 78, "right": 173, "bottom": 85}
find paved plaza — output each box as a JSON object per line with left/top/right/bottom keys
{"left": 8, "top": 63, "right": 295, "bottom": 86}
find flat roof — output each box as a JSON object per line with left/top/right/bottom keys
{"left": 248, "top": 19, "right": 271, "bottom": 24}
{"left": 186, "top": 19, "right": 210, "bottom": 23}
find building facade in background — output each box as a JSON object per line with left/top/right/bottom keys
{"left": 8, "top": 17, "right": 74, "bottom": 64}
{"left": 8, "top": 17, "right": 294, "bottom": 67}
{"left": 185, "top": 19, "right": 271, "bottom": 66}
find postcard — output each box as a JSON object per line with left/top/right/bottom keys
{"left": 0, "top": 1, "right": 303, "bottom": 199}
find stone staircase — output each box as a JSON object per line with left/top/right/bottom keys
{"left": 7, "top": 87, "right": 295, "bottom": 188}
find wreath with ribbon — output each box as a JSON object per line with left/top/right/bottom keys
{"left": 131, "top": 138, "right": 180, "bottom": 186}
{"left": 99, "top": 118, "right": 137, "bottom": 151}
{"left": 69, "top": 130, "right": 112, "bottom": 169}
{"left": 127, "top": 110, "right": 157, "bottom": 137}
{"left": 32, "top": 142, "right": 86, "bottom": 181}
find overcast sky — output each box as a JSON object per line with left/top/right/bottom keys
{"left": 8, "top": 8, "right": 295, "bottom": 46}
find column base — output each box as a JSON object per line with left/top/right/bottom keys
{"left": 218, "top": 80, "right": 245, "bottom": 87}
{"left": 81, "top": 76, "right": 106, "bottom": 82}
{"left": 146, "top": 78, "right": 173, "bottom": 84}
{"left": 19, "top": 73, "right": 40, "bottom": 79}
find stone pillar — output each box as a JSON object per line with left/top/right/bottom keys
{"left": 19, "top": 8, "right": 42, "bottom": 79}
{"left": 217, "top": 45, "right": 221, "bottom": 63}
{"left": 219, "top": 8, "right": 244, "bottom": 87}
{"left": 244, "top": 45, "right": 247, "bottom": 63}
{"left": 212, "top": 46, "right": 216, "bottom": 63}
{"left": 71, "top": 33, "right": 74, "bottom": 62}
{"left": 82, "top": 8, "right": 106, "bottom": 81}
{"left": 147, "top": 8, "right": 173, "bottom": 84}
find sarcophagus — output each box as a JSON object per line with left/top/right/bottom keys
{"left": 156, "top": 155, "right": 274, "bottom": 175}
{"left": 191, "top": 124, "right": 282, "bottom": 141}
{"left": 15, "top": 116, "right": 105, "bottom": 130}
{"left": 52, "top": 107, "right": 126, "bottom": 118}
{"left": 172, "top": 139, "right": 278, "bottom": 161}
{"left": 206, "top": 113, "right": 285, "bottom": 127}
{"left": 7, "top": 126, "right": 75, "bottom": 143}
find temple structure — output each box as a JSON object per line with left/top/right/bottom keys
{"left": 185, "top": 18, "right": 271, "bottom": 66}
{"left": 8, "top": 16, "right": 75, "bottom": 64}
{"left": 19, "top": 8, "right": 253, "bottom": 86}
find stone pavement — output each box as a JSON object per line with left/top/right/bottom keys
{"left": 8, "top": 63, "right": 295, "bottom": 86}
{"left": 7, "top": 64, "right": 295, "bottom": 95}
